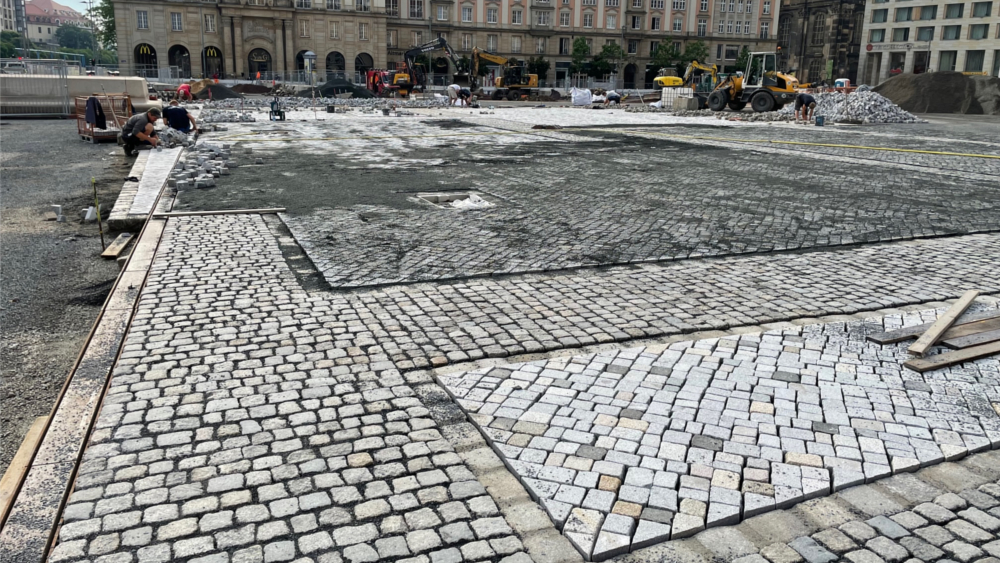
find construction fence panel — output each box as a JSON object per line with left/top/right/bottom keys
{"left": 0, "top": 63, "right": 71, "bottom": 117}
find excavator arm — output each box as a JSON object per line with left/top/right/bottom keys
{"left": 470, "top": 48, "right": 510, "bottom": 88}
{"left": 402, "top": 37, "right": 462, "bottom": 89}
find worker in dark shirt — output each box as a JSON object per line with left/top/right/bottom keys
{"left": 120, "top": 107, "right": 161, "bottom": 156}
{"left": 162, "top": 100, "right": 197, "bottom": 134}
{"left": 795, "top": 92, "right": 817, "bottom": 123}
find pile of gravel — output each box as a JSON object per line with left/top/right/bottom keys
{"left": 776, "top": 91, "right": 923, "bottom": 123}
{"left": 200, "top": 110, "right": 256, "bottom": 123}
{"left": 169, "top": 143, "right": 234, "bottom": 190}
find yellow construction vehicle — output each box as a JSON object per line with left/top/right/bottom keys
{"left": 653, "top": 68, "right": 682, "bottom": 88}
{"left": 707, "top": 51, "right": 799, "bottom": 112}
{"left": 471, "top": 48, "right": 538, "bottom": 100}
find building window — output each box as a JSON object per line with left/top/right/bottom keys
{"left": 916, "top": 26, "right": 933, "bottom": 40}
{"left": 673, "top": 16, "right": 682, "bottom": 30}
{"left": 462, "top": 6, "right": 472, "bottom": 21}
{"left": 387, "top": 29, "right": 396, "bottom": 45}
{"left": 297, "top": 0, "right": 311, "bottom": 7}
{"left": 356, "top": 0, "right": 370, "bottom": 10}
{"left": 964, "top": 49, "right": 985, "bottom": 70}
{"left": 942, "top": 24, "right": 961, "bottom": 38}
{"left": 462, "top": 33, "right": 471, "bottom": 48}
{"left": 944, "top": 3, "right": 963, "bottom": 17}
{"left": 727, "top": 20, "right": 733, "bottom": 32}
{"left": 487, "top": 33, "right": 497, "bottom": 50}
{"left": 895, "top": 7, "right": 912, "bottom": 21}
{"left": 970, "top": 23, "right": 988, "bottom": 38}
{"left": 891, "top": 27, "right": 909, "bottom": 40}
{"left": 649, "top": 40, "right": 659, "bottom": 55}
{"left": 717, "top": 43, "right": 723, "bottom": 58}
{"left": 536, "top": 37, "right": 545, "bottom": 52}
{"left": 136, "top": 10, "right": 148, "bottom": 29}
{"left": 631, "top": 15, "right": 641, "bottom": 28}
{"left": 972, "top": 1, "right": 992, "bottom": 16}
{"left": 811, "top": 13, "right": 825, "bottom": 44}
{"left": 633, "top": 0, "right": 642, "bottom": 7}
{"left": 869, "top": 28, "right": 885, "bottom": 41}
{"left": 607, "top": 0, "right": 619, "bottom": 6}
{"left": 673, "top": 0, "right": 686, "bottom": 9}
{"left": 939, "top": 50, "right": 957, "bottom": 70}
{"left": 559, "top": 37, "right": 570, "bottom": 53}
{"left": 758, "top": 20, "right": 769, "bottom": 37}
{"left": 729, "top": 0, "right": 735, "bottom": 12}
{"left": 410, "top": 0, "right": 423, "bottom": 18}
{"left": 737, "top": 0, "right": 742, "bottom": 11}
{"left": 536, "top": 11, "right": 551, "bottom": 24}
{"left": 606, "top": 14, "right": 616, "bottom": 27}
{"left": 652, "top": 0, "right": 665, "bottom": 7}
{"left": 808, "top": 59, "right": 823, "bottom": 80}
{"left": 512, "top": 8, "right": 522, "bottom": 23}
{"left": 560, "top": 11, "right": 570, "bottom": 25}
{"left": 487, "top": 7, "right": 497, "bottom": 22}
{"left": 777, "top": 15, "right": 790, "bottom": 45}
{"left": 204, "top": 14, "right": 216, "bottom": 32}
{"left": 763, "top": 0, "right": 769, "bottom": 13}
{"left": 327, "top": 0, "right": 341, "bottom": 9}
{"left": 170, "top": 12, "right": 183, "bottom": 31}
{"left": 627, "top": 39, "right": 638, "bottom": 53}
{"left": 354, "top": 22, "right": 366, "bottom": 39}
{"left": 697, "top": 18, "right": 706, "bottom": 35}
{"left": 437, "top": 5, "right": 447, "bottom": 19}
{"left": 871, "top": 9, "right": 887, "bottom": 22}
{"left": 582, "top": 0, "right": 596, "bottom": 5}
{"left": 652, "top": 16, "right": 660, "bottom": 29}
{"left": 512, "top": 35, "right": 522, "bottom": 52}
{"left": 386, "top": 0, "right": 398, "bottom": 14}
{"left": 919, "top": 5, "right": 936, "bottom": 19}
{"left": 725, "top": 44, "right": 738, "bottom": 58}
{"left": 583, "top": 13, "right": 594, "bottom": 26}
{"left": 718, "top": 21, "right": 725, "bottom": 32}
{"left": 699, "top": 0, "right": 707, "bottom": 9}
{"left": 299, "top": 20, "right": 309, "bottom": 36}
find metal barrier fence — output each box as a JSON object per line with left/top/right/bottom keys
{"left": 0, "top": 61, "right": 71, "bottom": 117}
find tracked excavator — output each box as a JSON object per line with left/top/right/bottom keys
{"left": 368, "top": 37, "right": 465, "bottom": 97}
{"left": 470, "top": 48, "right": 538, "bottom": 100}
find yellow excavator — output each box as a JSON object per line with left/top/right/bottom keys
{"left": 707, "top": 51, "right": 799, "bottom": 112}
{"left": 653, "top": 69, "right": 682, "bottom": 88}
{"left": 471, "top": 48, "right": 538, "bottom": 100}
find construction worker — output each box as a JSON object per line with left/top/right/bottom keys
{"left": 795, "top": 92, "right": 817, "bottom": 123}
{"left": 120, "top": 107, "right": 161, "bottom": 156}
{"left": 604, "top": 90, "right": 622, "bottom": 106}
{"left": 447, "top": 83, "right": 461, "bottom": 105}
{"left": 458, "top": 88, "right": 472, "bottom": 106}
{"left": 176, "top": 82, "right": 193, "bottom": 101}
{"left": 163, "top": 100, "right": 197, "bottom": 134}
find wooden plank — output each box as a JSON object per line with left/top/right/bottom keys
{"left": 867, "top": 309, "right": 1000, "bottom": 344}
{"left": 939, "top": 317, "right": 1000, "bottom": 342}
{"left": 942, "top": 328, "right": 1000, "bottom": 350}
{"left": 907, "top": 290, "right": 981, "bottom": 356}
{"left": 0, "top": 417, "right": 48, "bottom": 523}
{"left": 904, "top": 340, "right": 1000, "bottom": 373}
{"left": 99, "top": 233, "right": 133, "bottom": 259}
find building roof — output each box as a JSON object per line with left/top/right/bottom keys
{"left": 25, "top": 0, "right": 87, "bottom": 24}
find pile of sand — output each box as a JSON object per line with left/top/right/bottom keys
{"left": 194, "top": 83, "right": 243, "bottom": 100}
{"left": 231, "top": 83, "right": 273, "bottom": 94}
{"left": 874, "top": 72, "right": 1000, "bottom": 115}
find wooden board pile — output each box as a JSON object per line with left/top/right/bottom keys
{"left": 867, "top": 290, "right": 1000, "bottom": 373}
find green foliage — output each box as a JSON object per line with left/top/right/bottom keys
{"left": 2, "top": 30, "right": 26, "bottom": 48}
{"left": 680, "top": 40, "right": 710, "bottom": 65}
{"left": 569, "top": 37, "right": 590, "bottom": 75}
{"left": 589, "top": 42, "right": 625, "bottom": 79}
{"left": 95, "top": 0, "right": 116, "bottom": 49}
{"left": 526, "top": 56, "right": 549, "bottom": 80}
{"left": 55, "top": 24, "right": 96, "bottom": 50}
{"left": 735, "top": 46, "right": 751, "bottom": 73}
{"left": 650, "top": 41, "right": 680, "bottom": 70}
{"left": 456, "top": 55, "right": 470, "bottom": 74}
{"left": 1, "top": 41, "right": 15, "bottom": 58}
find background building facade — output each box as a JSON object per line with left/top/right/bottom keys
{"left": 856, "top": 0, "right": 998, "bottom": 83}
{"left": 775, "top": 0, "right": 865, "bottom": 83}
{"left": 25, "top": 0, "right": 88, "bottom": 46}
{"left": 113, "top": 0, "right": 779, "bottom": 86}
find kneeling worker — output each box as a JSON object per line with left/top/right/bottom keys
{"left": 163, "top": 100, "right": 197, "bottom": 133}
{"left": 795, "top": 92, "right": 817, "bottom": 123}
{"left": 120, "top": 107, "right": 161, "bottom": 156}
{"left": 604, "top": 90, "right": 622, "bottom": 106}
{"left": 458, "top": 87, "right": 472, "bottom": 106}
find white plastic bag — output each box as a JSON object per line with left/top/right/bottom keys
{"left": 452, "top": 194, "right": 493, "bottom": 210}
{"left": 571, "top": 88, "right": 593, "bottom": 106}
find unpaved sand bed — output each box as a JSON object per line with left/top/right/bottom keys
{"left": 875, "top": 72, "right": 1000, "bottom": 115}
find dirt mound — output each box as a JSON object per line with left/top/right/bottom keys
{"left": 318, "top": 79, "right": 374, "bottom": 99}
{"left": 194, "top": 82, "right": 243, "bottom": 100}
{"left": 874, "top": 72, "right": 1000, "bottom": 115}
{"left": 231, "top": 83, "right": 273, "bottom": 94}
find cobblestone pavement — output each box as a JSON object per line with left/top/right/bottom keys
{"left": 49, "top": 212, "right": 1000, "bottom": 563}
{"left": 278, "top": 116, "right": 1000, "bottom": 287}
{"left": 621, "top": 449, "right": 1000, "bottom": 563}
{"left": 437, "top": 311, "right": 1000, "bottom": 560}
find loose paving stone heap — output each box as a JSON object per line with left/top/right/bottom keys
{"left": 202, "top": 97, "right": 450, "bottom": 111}
{"left": 51, "top": 215, "right": 531, "bottom": 563}
{"left": 169, "top": 143, "right": 234, "bottom": 190}
{"left": 775, "top": 91, "right": 924, "bottom": 124}
{"left": 437, "top": 311, "right": 1000, "bottom": 560}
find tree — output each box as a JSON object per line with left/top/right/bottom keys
{"left": 680, "top": 40, "right": 710, "bottom": 65}
{"left": 527, "top": 56, "right": 549, "bottom": 81}
{"left": 94, "top": 0, "right": 116, "bottom": 50}
{"left": 590, "top": 42, "right": 625, "bottom": 80}
{"left": 734, "top": 46, "right": 751, "bottom": 73}
{"left": 650, "top": 41, "right": 681, "bottom": 71}
{"left": 569, "top": 37, "right": 590, "bottom": 76}
{"left": 1, "top": 41, "right": 15, "bottom": 58}
{"left": 55, "top": 24, "right": 95, "bottom": 50}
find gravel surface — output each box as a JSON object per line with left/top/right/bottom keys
{"left": 0, "top": 120, "right": 130, "bottom": 475}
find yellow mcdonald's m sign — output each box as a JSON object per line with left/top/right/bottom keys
{"left": 206, "top": 47, "right": 219, "bottom": 57}
{"left": 138, "top": 44, "right": 152, "bottom": 55}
